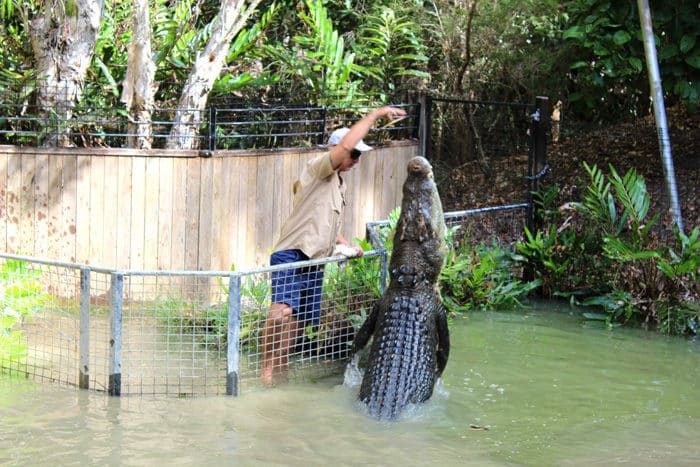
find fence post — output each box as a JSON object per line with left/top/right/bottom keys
{"left": 208, "top": 107, "right": 217, "bottom": 151}
{"left": 526, "top": 96, "right": 550, "bottom": 234}
{"left": 418, "top": 94, "right": 432, "bottom": 159}
{"left": 318, "top": 106, "right": 327, "bottom": 146}
{"left": 79, "top": 267, "right": 91, "bottom": 390}
{"left": 226, "top": 274, "right": 242, "bottom": 396}
{"left": 108, "top": 273, "right": 124, "bottom": 396}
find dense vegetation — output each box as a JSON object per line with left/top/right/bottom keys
{"left": 1, "top": 1, "right": 697, "bottom": 119}
{"left": 1, "top": 0, "right": 698, "bottom": 336}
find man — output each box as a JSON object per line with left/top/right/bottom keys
{"left": 261, "top": 106, "right": 407, "bottom": 385}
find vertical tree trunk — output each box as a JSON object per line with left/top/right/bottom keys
{"left": 637, "top": 0, "right": 683, "bottom": 232}
{"left": 121, "top": 0, "right": 156, "bottom": 150}
{"left": 29, "top": 0, "right": 104, "bottom": 147}
{"left": 166, "top": 0, "right": 262, "bottom": 150}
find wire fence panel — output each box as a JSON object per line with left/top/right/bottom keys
{"left": 426, "top": 98, "right": 538, "bottom": 212}
{"left": 1, "top": 204, "right": 525, "bottom": 396}
{"left": 234, "top": 252, "right": 386, "bottom": 393}
{"left": 367, "top": 204, "right": 529, "bottom": 252}
{"left": 0, "top": 250, "right": 387, "bottom": 396}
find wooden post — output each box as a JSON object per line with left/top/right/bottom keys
{"left": 108, "top": 273, "right": 123, "bottom": 396}
{"left": 79, "top": 267, "right": 90, "bottom": 390}
{"left": 226, "top": 274, "right": 242, "bottom": 396}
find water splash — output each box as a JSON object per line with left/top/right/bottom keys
{"left": 343, "top": 354, "right": 364, "bottom": 387}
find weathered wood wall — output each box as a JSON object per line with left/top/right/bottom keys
{"left": 0, "top": 142, "right": 417, "bottom": 271}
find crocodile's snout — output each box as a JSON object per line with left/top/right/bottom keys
{"left": 407, "top": 156, "right": 432, "bottom": 178}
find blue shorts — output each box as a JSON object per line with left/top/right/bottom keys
{"left": 270, "top": 249, "right": 324, "bottom": 325}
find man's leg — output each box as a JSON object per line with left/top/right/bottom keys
{"left": 261, "top": 302, "right": 304, "bottom": 384}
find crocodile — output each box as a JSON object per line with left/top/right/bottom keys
{"left": 349, "top": 156, "right": 450, "bottom": 421}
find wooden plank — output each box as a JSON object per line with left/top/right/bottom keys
{"left": 222, "top": 156, "right": 239, "bottom": 270}
{"left": 372, "top": 149, "right": 385, "bottom": 224}
{"left": 278, "top": 152, "right": 294, "bottom": 230}
{"left": 102, "top": 155, "right": 119, "bottom": 267}
{"left": 19, "top": 154, "right": 36, "bottom": 254}
{"left": 74, "top": 155, "right": 91, "bottom": 264}
{"left": 340, "top": 160, "right": 358, "bottom": 243}
{"left": 47, "top": 155, "right": 63, "bottom": 261}
{"left": 357, "top": 151, "right": 376, "bottom": 242}
{"left": 88, "top": 154, "right": 105, "bottom": 265}
{"left": 129, "top": 156, "right": 146, "bottom": 270}
{"left": 62, "top": 155, "right": 79, "bottom": 263}
{"left": 210, "top": 157, "right": 228, "bottom": 271}
{"left": 241, "top": 156, "right": 255, "bottom": 268}
{"left": 170, "top": 158, "right": 188, "bottom": 272}
{"left": 33, "top": 154, "right": 49, "bottom": 259}
{"left": 271, "top": 152, "right": 283, "bottom": 248}
{"left": 245, "top": 158, "right": 264, "bottom": 268}
{"left": 157, "top": 156, "right": 174, "bottom": 272}
{"left": 115, "top": 157, "right": 133, "bottom": 269}
{"left": 254, "top": 155, "right": 274, "bottom": 267}
{"left": 379, "top": 149, "right": 399, "bottom": 219}
{"left": 198, "top": 157, "right": 213, "bottom": 271}
{"left": 143, "top": 156, "right": 160, "bottom": 271}
{"left": 183, "top": 159, "right": 201, "bottom": 271}
{"left": 6, "top": 153, "right": 21, "bottom": 253}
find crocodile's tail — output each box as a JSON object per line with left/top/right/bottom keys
{"left": 362, "top": 371, "right": 412, "bottom": 421}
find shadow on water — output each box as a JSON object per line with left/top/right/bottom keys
{"left": 1, "top": 301, "right": 699, "bottom": 466}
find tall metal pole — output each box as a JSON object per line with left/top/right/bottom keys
{"left": 637, "top": 0, "right": 683, "bottom": 233}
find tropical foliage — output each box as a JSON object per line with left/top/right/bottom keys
{"left": 0, "top": 260, "right": 51, "bottom": 363}
{"left": 516, "top": 164, "right": 700, "bottom": 335}
{"left": 1, "top": 0, "right": 696, "bottom": 142}
{"left": 562, "top": 0, "right": 700, "bottom": 119}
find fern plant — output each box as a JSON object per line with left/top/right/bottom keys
{"left": 354, "top": 5, "right": 430, "bottom": 102}
{"left": 573, "top": 163, "right": 700, "bottom": 332}
{"left": 263, "top": 0, "right": 365, "bottom": 106}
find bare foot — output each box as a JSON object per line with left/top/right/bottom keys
{"left": 262, "top": 365, "right": 274, "bottom": 386}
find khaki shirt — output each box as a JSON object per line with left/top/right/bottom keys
{"left": 273, "top": 151, "right": 346, "bottom": 259}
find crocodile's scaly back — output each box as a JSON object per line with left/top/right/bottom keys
{"left": 351, "top": 156, "right": 450, "bottom": 421}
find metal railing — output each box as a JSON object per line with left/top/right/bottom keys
{"left": 0, "top": 99, "right": 418, "bottom": 150}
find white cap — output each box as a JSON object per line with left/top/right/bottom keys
{"left": 328, "top": 127, "right": 373, "bottom": 152}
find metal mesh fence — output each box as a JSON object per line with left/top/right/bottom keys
{"left": 424, "top": 98, "right": 539, "bottom": 213}
{"left": 366, "top": 204, "right": 529, "bottom": 252}
{"left": 0, "top": 250, "right": 386, "bottom": 396}
{"left": 1, "top": 202, "right": 527, "bottom": 396}
{"left": 428, "top": 98, "right": 534, "bottom": 168}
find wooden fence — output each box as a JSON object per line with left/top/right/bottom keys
{"left": 0, "top": 142, "right": 417, "bottom": 271}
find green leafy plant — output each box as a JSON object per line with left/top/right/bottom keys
{"left": 354, "top": 5, "right": 430, "bottom": 102}
{"left": 262, "top": 0, "right": 364, "bottom": 106}
{"left": 441, "top": 241, "right": 540, "bottom": 312}
{"left": 522, "top": 163, "right": 699, "bottom": 334}
{"left": 0, "top": 259, "right": 51, "bottom": 363}
{"left": 656, "top": 227, "right": 700, "bottom": 334}
{"left": 562, "top": 0, "right": 700, "bottom": 118}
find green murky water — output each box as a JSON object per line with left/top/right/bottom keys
{"left": 2, "top": 304, "right": 699, "bottom": 466}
